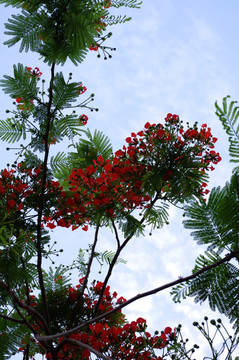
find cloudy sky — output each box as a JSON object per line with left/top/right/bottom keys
{"left": 0, "top": 0, "right": 238, "bottom": 358}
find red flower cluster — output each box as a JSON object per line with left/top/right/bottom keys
{"left": 0, "top": 168, "right": 29, "bottom": 213}
{"left": 20, "top": 280, "right": 175, "bottom": 360}
{"left": 1, "top": 115, "right": 221, "bottom": 232}
{"left": 0, "top": 165, "right": 63, "bottom": 223}
{"left": 26, "top": 66, "right": 42, "bottom": 77}
{"left": 57, "top": 321, "right": 174, "bottom": 360}
{"left": 45, "top": 152, "right": 150, "bottom": 230}
{"left": 45, "top": 114, "right": 221, "bottom": 230}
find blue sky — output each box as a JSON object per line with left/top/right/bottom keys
{"left": 0, "top": 1, "right": 238, "bottom": 358}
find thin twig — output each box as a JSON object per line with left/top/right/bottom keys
{"left": 0, "top": 275, "right": 50, "bottom": 335}
{"left": 111, "top": 220, "right": 120, "bottom": 249}
{"left": 0, "top": 312, "right": 24, "bottom": 324}
{"left": 93, "top": 193, "right": 160, "bottom": 317}
{"left": 67, "top": 224, "right": 100, "bottom": 329}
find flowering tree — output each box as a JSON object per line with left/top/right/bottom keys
{"left": 0, "top": 0, "right": 238, "bottom": 359}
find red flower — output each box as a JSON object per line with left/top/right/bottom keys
{"left": 89, "top": 44, "right": 99, "bottom": 51}
{"left": 77, "top": 85, "right": 87, "bottom": 94}
{"left": 79, "top": 114, "right": 88, "bottom": 125}
{"left": 8, "top": 199, "right": 16, "bottom": 209}
{"left": 46, "top": 222, "right": 56, "bottom": 229}
{"left": 27, "top": 66, "right": 42, "bottom": 77}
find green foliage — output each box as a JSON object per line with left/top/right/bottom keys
{"left": 42, "top": 265, "right": 72, "bottom": 292}
{"left": 52, "top": 72, "right": 83, "bottom": 109}
{"left": 1, "top": 0, "right": 142, "bottom": 65}
{"left": 94, "top": 249, "right": 127, "bottom": 265}
{"left": 144, "top": 203, "right": 169, "bottom": 230}
{"left": 4, "top": 10, "right": 43, "bottom": 52}
{"left": 171, "top": 172, "right": 239, "bottom": 330}
{"left": 182, "top": 173, "right": 239, "bottom": 253}
{"left": 0, "top": 316, "right": 27, "bottom": 360}
{"left": 0, "top": 63, "right": 39, "bottom": 100}
{"left": 215, "top": 95, "right": 239, "bottom": 171}
{"left": 0, "top": 117, "right": 26, "bottom": 142}
{"left": 118, "top": 213, "right": 144, "bottom": 237}
{"left": 52, "top": 128, "right": 113, "bottom": 181}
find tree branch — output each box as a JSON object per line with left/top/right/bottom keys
{"left": 36, "top": 61, "right": 56, "bottom": 328}
{"left": 56, "top": 338, "right": 111, "bottom": 360}
{"left": 36, "top": 248, "right": 239, "bottom": 342}
{"left": 111, "top": 220, "right": 120, "bottom": 249}
{"left": 93, "top": 193, "right": 160, "bottom": 317}
{"left": 67, "top": 224, "right": 100, "bottom": 329}
{"left": 0, "top": 312, "right": 24, "bottom": 324}
{"left": 0, "top": 278, "right": 50, "bottom": 335}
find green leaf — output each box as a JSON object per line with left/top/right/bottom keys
{"left": 95, "top": 250, "right": 126, "bottom": 265}
{"left": 52, "top": 72, "right": 82, "bottom": 109}
{"left": 183, "top": 172, "right": 239, "bottom": 252}
{"left": 53, "top": 129, "right": 113, "bottom": 182}
{"left": 143, "top": 202, "right": 169, "bottom": 230}
{"left": 118, "top": 214, "right": 144, "bottom": 237}
{"left": 0, "top": 63, "right": 39, "bottom": 100}
{"left": 215, "top": 96, "right": 239, "bottom": 171}
{"left": 0, "top": 118, "right": 26, "bottom": 142}
{"left": 4, "top": 10, "right": 43, "bottom": 52}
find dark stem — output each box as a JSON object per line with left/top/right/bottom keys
{"left": 36, "top": 61, "right": 56, "bottom": 328}
{"left": 23, "top": 345, "right": 29, "bottom": 360}
{"left": 0, "top": 312, "right": 24, "bottom": 324}
{"left": 66, "top": 224, "right": 100, "bottom": 329}
{"left": 111, "top": 220, "right": 120, "bottom": 248}
{"left": 92, "top": 193, "right": 160, "bottom": 317}
{"left": 20, "top": 257, "right": 31, "bottom": 305}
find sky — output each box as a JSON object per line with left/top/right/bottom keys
{"left": 0, "top": 0, "right": 238, "bottom": 359}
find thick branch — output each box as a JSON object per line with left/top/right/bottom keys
{"left": 36, "top": 248, "right": 239, "bottom": 342}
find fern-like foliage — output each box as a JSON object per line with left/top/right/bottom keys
{"left": 4, "top": 10, "right": 43, "bottom": 52}
{"left": 183, "top": 172, "right": 239, "bottom": 252}
{"left": 42, "top": 266, "right": 72, "bottom": 292}
{"left": 0, "top": 117, "right": 26, "bottom": 142}
{"left": 0, "top": 315, "right": 28, "bottom": 360}
{"left": 111, "top": 0, "right": 142, "bottom": 8}
{"left": 94, "top": 250, "right": 127, "bottom": 265}
{"left": 55, "top": 114, "right": 84, "bottom": 141}
{"left": 118, "top": 214, "right": 144, "bottom": 238}
{"left": 171, "top": 250, "right": 239, "bottom": 330}
{"left": 0, "top": 63, "right": 39, "bottom": 100}
{"left": 215, "top": 95, "right": 239, "bottom": 171}
{"left": 52, "top": 128, "right": 113, "bottom": 181}
{"left": 143, "top": 203, "right": 169, "bottom": 230}
{"left": 171, "top": 172, "right": 239, "bottom": 329}
{"left": 52, "top": 72, "right": 82, "bottom": 109}
{"left": 1, "top": 0, "right": 141, "bottom": 65}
